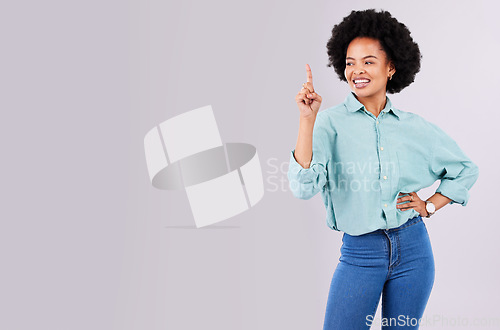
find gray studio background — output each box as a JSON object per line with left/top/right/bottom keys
{"left": 1, "top": 0, "right": 498, "bottom": 329}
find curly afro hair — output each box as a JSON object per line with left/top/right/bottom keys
{"left": 326, "top": 9, "right": 421, "bottom": 94}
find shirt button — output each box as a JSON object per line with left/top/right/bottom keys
{"left": 380, "top": 146, "right": 384, "bottom": 151}
{"left": 376, "top": 121, "right": 379, "bottom": 124}
{"left": 383, "top": 176, "right": 387, "bottom": 180}
{"left": 384, "top": 204, "right": 388, "bottom": 207}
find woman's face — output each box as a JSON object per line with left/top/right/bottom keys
{"left": 344, "top": 37, "right": 395, "bottom": 100}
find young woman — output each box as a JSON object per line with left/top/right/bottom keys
{"left": 287, "top": 9, "right": 479, "bottom": 329}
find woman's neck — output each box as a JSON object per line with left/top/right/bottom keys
{"left": 354, "top": 92, "right": 387, "bottom": 117}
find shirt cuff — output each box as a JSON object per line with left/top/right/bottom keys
{"left": 436, "top": 179, "right": 471, "bottom": 206}
{"left": 288, "top": 149, "right": 319, "bottom": 184}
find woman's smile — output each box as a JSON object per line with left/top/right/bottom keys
{"left": 353, "top": 78, "right": 371, "bottom": 88}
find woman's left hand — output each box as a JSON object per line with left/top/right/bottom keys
{"left": 397, "top": 192, "right": 428, "bottom": 217}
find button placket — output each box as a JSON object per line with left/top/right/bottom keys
{"left": 376, "top": 119, "right": 384, "bottom": 209}
{"left": 377, "top": 118, "right": 392, "bottom": 212}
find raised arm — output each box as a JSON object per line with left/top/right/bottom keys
{"left": 288, "top": 64, "right": 331, "bottom": 200}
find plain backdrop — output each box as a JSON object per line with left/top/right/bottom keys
{"left": 1, "top": 0, "right": 498, "bottom": 329}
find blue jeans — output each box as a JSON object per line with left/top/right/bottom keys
{"left": 323, "top": 215, "right": 435, "bottom": 329}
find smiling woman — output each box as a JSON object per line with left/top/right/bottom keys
{"left": 344, "top": 37, "right": 396, "bottom": 115}
{"left": 287, "top": 8, "right": 479, "bottom": 330}
{"left": 326, "top": 9, "right": 421, "bottom": 95}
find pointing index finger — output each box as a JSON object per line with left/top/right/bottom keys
{"left": 305, "top": 63, "right": 313, "bottom": 84}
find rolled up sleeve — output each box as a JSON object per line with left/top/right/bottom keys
{"left": 287, "top": 114, "right": 332, "bottom": 200}
{"left": 428, "top": 123, "right": 479, "bottom": 206}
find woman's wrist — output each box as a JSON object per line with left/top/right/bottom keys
{"left": 426, "top": 193, "right": 452, "bottom": 212}
{"left": 299, "top": 114, "right": 317, "bottom": 126}
{"left": 421, "top": 201, "right": 429, "bottom": 217}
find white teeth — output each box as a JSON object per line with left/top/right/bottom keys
{"left": 354, "top": 79, "right": 369, "bottom": 84}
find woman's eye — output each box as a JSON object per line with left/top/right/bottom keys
{"left": 365, "top": 61, "right": 373, "bottom": 65}
{"left": 346, "top": 63, "right": 353, "bottom": 66}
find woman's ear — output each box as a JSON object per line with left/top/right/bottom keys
{"left": 388, "top": 61, "right": 396, "bottom": 75}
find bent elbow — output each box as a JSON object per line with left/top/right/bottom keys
{"left": 468, "top": 162, "right": 480, "bottom": 186}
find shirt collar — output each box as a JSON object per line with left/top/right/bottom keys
{"left": 344, "top": 92, "right": 400, "bottom": 120}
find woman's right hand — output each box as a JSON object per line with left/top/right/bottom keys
{"left": 295, "top": 63, "right": 322, "bottom": 120}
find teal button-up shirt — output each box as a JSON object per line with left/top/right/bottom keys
{"left": 288, "top": 92, "right": 479, "bottom": 236}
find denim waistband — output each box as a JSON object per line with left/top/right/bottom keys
{"left": 360, "top": 215, "right": 423, "bottom": 236}
{"left": 384, "top": 215, "right": 422, "bottom": 233}
{"left": 394, "top": 214, "right": 422, "bottom": 230}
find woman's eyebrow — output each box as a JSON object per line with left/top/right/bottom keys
{"left": 346, "top": 55, "right": 378, "bottom": 60}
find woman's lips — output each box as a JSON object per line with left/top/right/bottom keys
{"left": 354, "top": 79, "right": 370, "bottom": 89}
